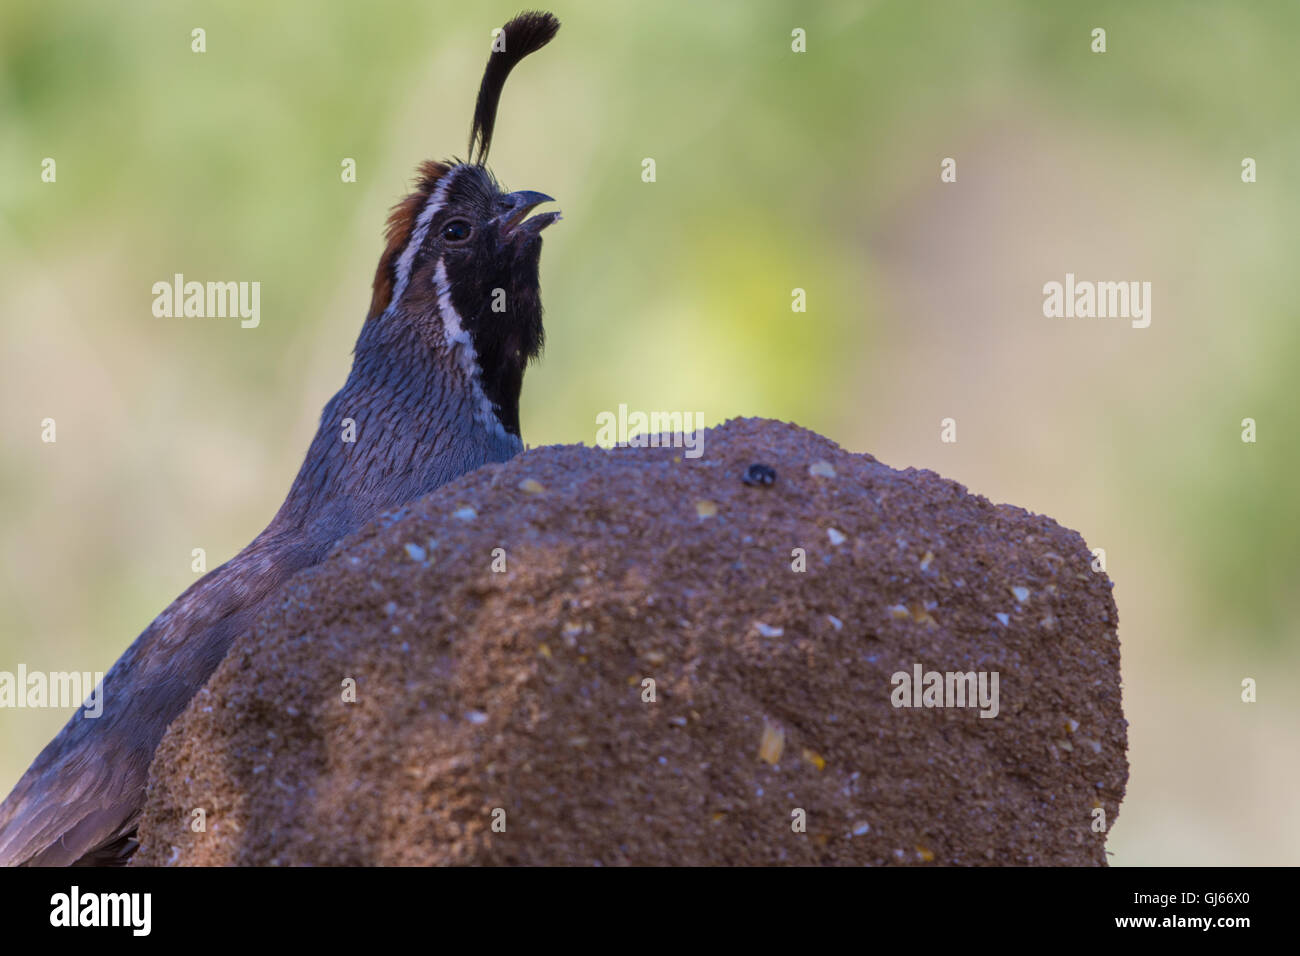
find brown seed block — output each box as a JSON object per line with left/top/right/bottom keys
{"left": 135, "top": 418, "right": 1126, "bottom": 866}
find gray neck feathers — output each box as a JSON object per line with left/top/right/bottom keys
{"left": 268, "top": 308, "right": 521, "bottom": 547}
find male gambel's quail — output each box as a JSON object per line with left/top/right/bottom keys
{"left": 0, "top": 11, "right": 561, "bottom": 866}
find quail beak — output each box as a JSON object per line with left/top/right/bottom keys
{"left": 496, "top": 189, "right": 560, "bottom": 239}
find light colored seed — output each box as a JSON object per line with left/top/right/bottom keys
{"left": 803, "top": 749, "right": 826, "bottom": 771}
{"left": 758, "top": 720, "right": 785, "bottom": 764}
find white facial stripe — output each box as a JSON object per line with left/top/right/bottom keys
{"left": 433, "top": 258, "right": 510, "bottom": 440}
{"left": 389, "top": 167, "right": 459, "bottom": 309}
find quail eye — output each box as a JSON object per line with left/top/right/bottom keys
{"left": 442, "top": 220, "right": 472, "bottom": 242}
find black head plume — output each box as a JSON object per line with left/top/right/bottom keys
{"left": 468, "top": 11, "right": 560, "bottom": 165}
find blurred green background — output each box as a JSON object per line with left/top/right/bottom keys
{"left": 1, "top": 0, "right": 1296, "bottom": 865}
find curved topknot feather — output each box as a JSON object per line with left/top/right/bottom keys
{"left": 468, "top": 11, "right": 560, "bottom": 165}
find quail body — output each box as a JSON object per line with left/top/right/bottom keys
{"left": 0, "top": 11, "right": 562, "bottom": 867}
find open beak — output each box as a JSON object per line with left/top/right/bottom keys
{"left": 496, "top": 189, "right": 560, "bottom": 238}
